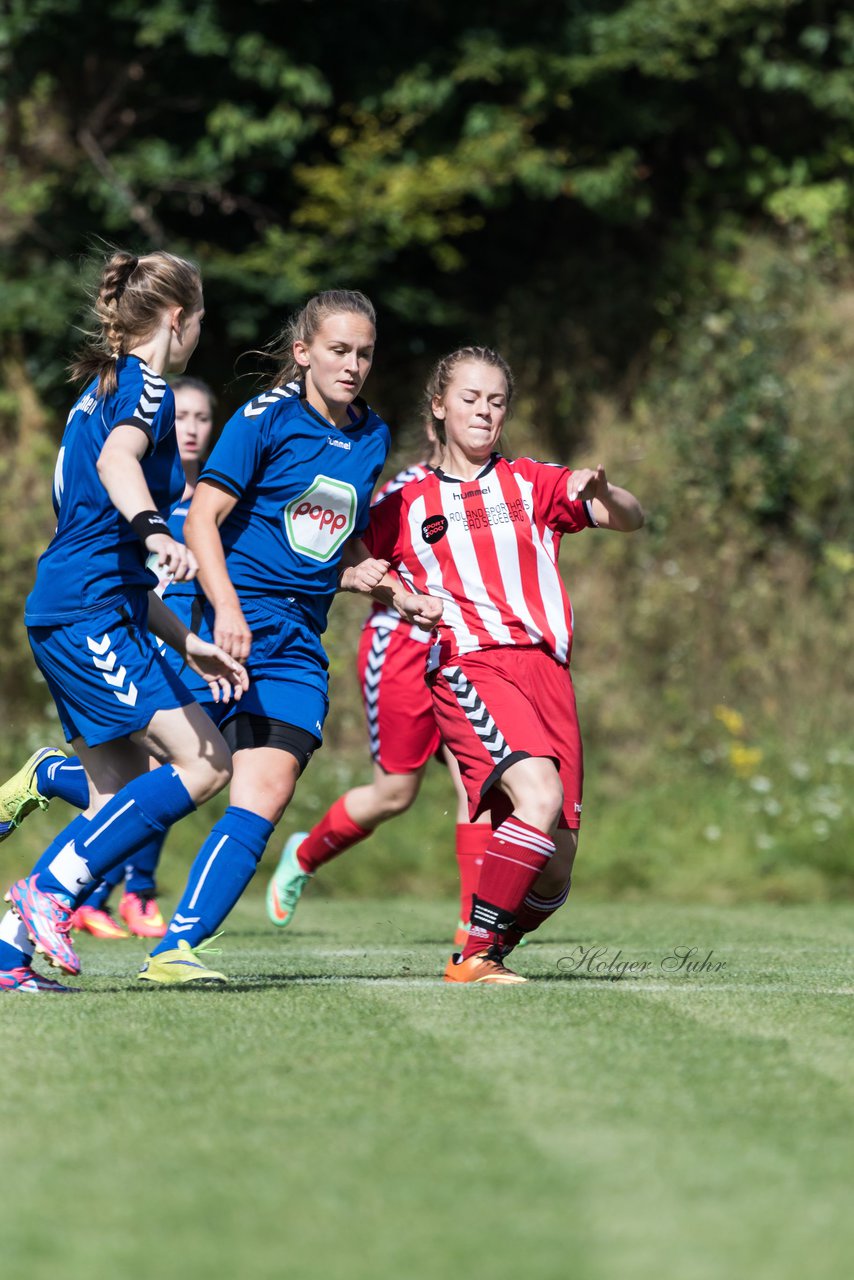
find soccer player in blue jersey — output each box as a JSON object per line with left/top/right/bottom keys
{"left": 138, "top": 290, "right": 438, "bottom": 984}
{"left": 1, "top": 379, "right": 219, "bottom": 940}
{"left": 67, "top": 377, "right": 220, "bottom": 939}
{"left": 0, "top": 250, "right": 247, "bottom": 993}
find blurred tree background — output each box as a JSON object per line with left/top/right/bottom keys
{"left": 1, "top": 0, "right": 851, "bottom": 899}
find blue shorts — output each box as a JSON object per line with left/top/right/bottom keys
{"left": 151, "top": 592, "right": 231, "bottom": 731}
{"left": 162, "top": 591, "right": 329, "bottom": 741}
{"left": 28, "top": 593, "right": 196, "bottom": 748}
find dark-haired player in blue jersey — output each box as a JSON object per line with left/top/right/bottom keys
{"left": 138, "top": 290, "right": 439, "bottom": 984}
{"left": 0, "top": 249, "right": 247, "bottom": 993}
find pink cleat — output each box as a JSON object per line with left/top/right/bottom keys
{"left": 7, "top": 875, "right": 80, "bottom": 975}
{"left": 70, "top": 905, "right": 129, "bottom": 940}
{"left": 119, "top": 892, "right": 167, "bottom": 938}
{"left": 0, "top": 965, "right": 79, "bottom": 993}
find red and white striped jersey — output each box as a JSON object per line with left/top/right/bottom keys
{"left": 364, "top": 460, "right": 433, "bottom": 638}
{"left": 364, "top": 454, "right": 596, "bottom": 667}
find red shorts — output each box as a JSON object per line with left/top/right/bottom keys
{"left": 357, "top": 619, "right": 440, "bottom": 774}
{"left": 430, "top": 646, "right": 583, "bottom": 828}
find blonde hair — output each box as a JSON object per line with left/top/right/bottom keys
{"left": 424, "top": 346, "right": 515, "bottom": 443}
{"left": 265, "top": 290, "right": 376, "bottom": 388}
{"left": 69, "top": 249, "right": 203, "bottom": 398}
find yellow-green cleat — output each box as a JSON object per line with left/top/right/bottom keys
{"left": 137, "top": 938, "right": 227, "bottom": 986}
{"left": 0, "top": 748, "right": 67, "bottom": 843}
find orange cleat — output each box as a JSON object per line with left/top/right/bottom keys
{"left": 69, "top": 905, "right": 129, "bottom": 940}
{"left": 443, "top": 949, "right": 527, "bottom": 985}
{"left": 119, "top": 892, "right": 167, "bottom": 938}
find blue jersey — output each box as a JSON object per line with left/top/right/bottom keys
{"left": 195, "top": 383, "right": 390, "bottom": 632}
{"left": 166, "top": 497, "right": 190, "bottom": 542}
{"left": 25, "top": 356, "right": 184, "bottom": 625}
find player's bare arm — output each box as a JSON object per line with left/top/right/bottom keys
{"left": 184, "top": 478, "right": 253, "bottom": 660}
{"left": 365, "top": 571, "right": 442, "bottom": 631}
{"left": 338, "top": 539, "right": 440, "bottom": 629}
{"left": 337, "top": 536, "right": 390, "bottom": 593}
{"left": 147, "top": 593, "right": 249, "bottom": 703}
{"left": 97, "top": 423, "right": 196, "bottom": 580}
{"left": 568, "top": 464, "right": 644, "bottom": 532}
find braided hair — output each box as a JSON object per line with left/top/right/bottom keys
{"left": 69, "top": 249, "right": 202, "bottom": 397}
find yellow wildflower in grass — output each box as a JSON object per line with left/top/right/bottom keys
{"left": 730, "top": 743, "right": 763, "bottom": 778}
{"left": 714, "top": 705, "right": 746, "bottom": 737}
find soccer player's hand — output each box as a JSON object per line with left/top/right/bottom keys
{"left": 340, "top": 558, "right": 391, "bottom": 592}
{"left": 394, "top": 591, "right": 442, "bottom": 631}
{"left": 184, "top": 633, "right": 250, "bottom": 704}
{"left": 213, "top": 602, "right": 253, "bottom": 661}
{"left": 146, "top": 534, "right": 198, "bottom": 582}
{"left": 568, "top": 464, "right": 608, "bottom": 503}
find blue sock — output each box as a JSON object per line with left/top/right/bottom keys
{"left": 124, "top": 832, "right": 166, "bottom": 896}
{"left": 79, "top": 859, "right": 124, "bottom": 910}
{"left": 152, "top": 807, "right": 274, "bottom": 954}
{"left": 33, "top": 767, "right": 195, "bottom": 901}
{"left": 31, "top": 814, "right": 92, "bottom": 902}
{"left": 35, "top": 754, "right": 89, "bottom": 808}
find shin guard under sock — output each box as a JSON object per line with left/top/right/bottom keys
{"left": 461, "top": 816, "right": 555, "bottom": 960}
{"left": 34, "top": 767, "right": 195, "bottom": 900}
{"left": 153, "top": 807, "right": 274, "bottom": 954}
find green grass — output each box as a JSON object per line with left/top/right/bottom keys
{"left": 1, "top": 896, "right": 852, "bottom": 1280}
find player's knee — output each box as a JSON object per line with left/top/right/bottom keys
{"left": 522, "top": 776, "right": 564, "bottom": 832}
{"left": 376, "top": 775, "right": 419, "bottom": 818}
{"left": 183, "top": 740, "right": 233, "bottom": 806}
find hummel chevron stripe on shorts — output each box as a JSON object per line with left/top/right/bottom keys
{"left": 364, "top": 627, "right": 392, "bottom": 761}
{"left": 441, "top": 664, "right": 512, "bottom": 768}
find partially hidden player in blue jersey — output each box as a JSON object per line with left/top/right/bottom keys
{"left": 0, "top": 250, "right": 247, "bottom": 993}
{"left": 138, "top": 290, "right": 436, "bottom": 984}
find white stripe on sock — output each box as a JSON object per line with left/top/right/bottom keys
{"left": 188, "top": 835, "right": 228, "bottom": 909}
{"left": 83, "top": 799, "right": 135, "bottom": 846}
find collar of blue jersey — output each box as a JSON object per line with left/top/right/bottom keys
{"left": 432, "top": 453, "right": 500, "bottom": 483}
{"left": 297, "top": 378, "right": 371, "bottom": 433}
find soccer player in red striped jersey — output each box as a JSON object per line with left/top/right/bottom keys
{"left": 348, "top": 346, "right": 644, "bottom": 983}
{"left": 265, "top": 444, "right": 492, "bottom": 943}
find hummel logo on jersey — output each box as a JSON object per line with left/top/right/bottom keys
{"left": 327, "top": 437, "right": 351, "bottom": 450}
{"left": 284, "top": 476, "right": 357, "bottom": 562}
{"left": 454, "top": 485, "right": 491, "bottom": 500}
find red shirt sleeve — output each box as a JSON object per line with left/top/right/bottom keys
{"left": 363, "top": 488, "right": 403, "bottom": 562}
{"left": 519, "top": 459, "right": 595, "bottom": 534}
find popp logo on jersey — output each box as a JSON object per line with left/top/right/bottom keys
{"left": 284, "top": 476, "right": 358, "bottom": 562}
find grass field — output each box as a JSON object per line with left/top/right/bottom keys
{"left": 1, "top": 895, "right": 852, "bottom": 1280}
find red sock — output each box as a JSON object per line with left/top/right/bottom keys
{"left": 297, "top": 796, "right": 372, "bottom": 874}
{"left": 504, "top": 880, "right": 571, "bottom": 952}
{"left": 455, "top": 823, "right": 491, "bottom": 924}
{"left": 461, "top": 817, "right": 555, "bottom": 960}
